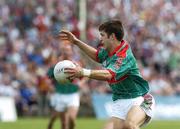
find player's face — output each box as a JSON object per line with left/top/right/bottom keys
{"left": 99, "top": 31, "right": 111, "bottom": 50}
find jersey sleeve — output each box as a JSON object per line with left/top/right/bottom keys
{"left": 96, "top": 47, "right": 108, "bottom": 63}
{"left": 106, "top": 48, "right": 135, "bottom": 83}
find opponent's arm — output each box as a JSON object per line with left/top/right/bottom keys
{"left": 59, "top": 30, "right": 97, "bottom": 61}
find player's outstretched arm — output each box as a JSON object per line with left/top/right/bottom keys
{"left": 87, "top": 69, "right": 112, "bottom": 81}
{"left": 65, "top": 66, "right": 112, "bottom": 81}
{"left": 59, "top": 30, "right": 97, "bottom": 61}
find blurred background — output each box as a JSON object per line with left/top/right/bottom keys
{"left": 0, "top": 0, "right": 180, "bottom": 128}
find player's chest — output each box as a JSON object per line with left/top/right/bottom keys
{"left": 102, "top": 56, "right": 116, "bottom": 67}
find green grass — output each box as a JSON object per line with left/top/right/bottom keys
{"left": 0, "top": 118, "right": 180, "bottom": 129}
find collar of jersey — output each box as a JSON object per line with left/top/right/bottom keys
{"left": 108, "top": 40, "right": 125, "bottom": 57}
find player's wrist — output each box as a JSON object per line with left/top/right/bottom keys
{"left": 82, "top": 68, "right": 91, "bottom": 77}
{"left": 74, "top": 38, "right": 81, "bottom": 45}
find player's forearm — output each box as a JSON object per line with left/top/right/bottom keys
{"left": 74, "top": 39, "right": 97, "bottom": 61}
{"left": 83, "top": 69, "right": 112, "bottom": 81}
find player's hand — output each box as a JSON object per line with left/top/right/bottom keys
{"left": 58, "top": 30, "right": 78, "bottom": 44}
{"left": 64, "top": 65, "right": 83, "bottom": 81}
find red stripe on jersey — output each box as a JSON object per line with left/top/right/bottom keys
{"left": 107, "top": 69, "right": 128, "bottom": 84}
{"left": 95, "top": 48, "right": 100, "bottom": 62}
{"left": 108, "top": 74, "right": 128, "bottom": 84}
{"left": 107, "top": 69, "right": 116, "bottom": 82}
{"left": 109, "top": 40, "right": 125, "bottom": 57}
{"left": 116, "top": 43, "right": 129, "bottom": 58}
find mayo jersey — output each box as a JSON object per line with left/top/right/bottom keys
{"left": 96, "top": 40, "right": 149, "bottom": 101}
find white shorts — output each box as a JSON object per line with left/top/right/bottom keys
{"left": 50, "top": 92, "right": 80, "bottom": 112}
{"left": 111, "top": 94, "right": 155, "bottom": 126}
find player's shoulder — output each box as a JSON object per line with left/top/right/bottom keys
{"left": 116, "top": 40, "right": 130, "bottom": 58}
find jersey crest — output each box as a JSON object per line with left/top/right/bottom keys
{"left": 114, "top": 58, "right": 123, "bottom": 70}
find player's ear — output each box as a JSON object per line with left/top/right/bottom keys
{"left": 109, "top": 34, "right": 113, "bottom": 40}
{"left": 113, "top": 33, "right": 117, "bottom": 40}
{"left": 110, "top": 33, "right": 116, "bottom": 40}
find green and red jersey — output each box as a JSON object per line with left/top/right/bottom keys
{"left": 47, "top": 66, "right": 79, "bottom": 94}
{"left": 96, "top": 40, "right": 149, "bottom": 101}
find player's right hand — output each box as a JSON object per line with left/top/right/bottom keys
{"left": 58, "top": 30, "right": 78, "bottom": 44}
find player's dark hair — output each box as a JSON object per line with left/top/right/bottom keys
{"left": 99, "top": 20, "right": 124, "bottom": 41}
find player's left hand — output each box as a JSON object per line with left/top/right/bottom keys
{"left": 64, "top": 65, "right": 83, "bottom": 81}
{"left": 58, "top": 30, "right": 78, "bottom": 44}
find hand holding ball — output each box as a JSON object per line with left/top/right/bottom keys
{"left": 53, "top": 60, "right": 76, "bottom": 83}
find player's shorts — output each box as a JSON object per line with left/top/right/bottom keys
{"left": 50, "top": 92, "right": 80, "bottom": 112}
{"left": 111, "top": 93, "right": 155, "bottom": 126}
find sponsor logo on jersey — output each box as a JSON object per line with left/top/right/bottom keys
{"left": 114, "top": 58, "right": 123, "bottom": 69}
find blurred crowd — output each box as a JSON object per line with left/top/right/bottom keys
{"left": 0, "top": 0, "right": 179, "bottom": 116}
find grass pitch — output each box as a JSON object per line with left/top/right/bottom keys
{"left": 0, "top": 117, "right": 180, "bottom": 129}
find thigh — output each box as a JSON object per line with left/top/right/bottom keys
{"left": 67, "top": 106, "right": 79, "bottom": 120}
{"left": 50, "top": 109, "right": 59, "bottom": 118}
{"left": 126, "top": 105, "right": 146, "bottom": 127}
{"left": 59, "top": 111, "right": 68, "bottom": 122}
{"left": 103, "top": 117, "right": 124, "bottom": 129}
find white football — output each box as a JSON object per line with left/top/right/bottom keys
{"left": 53, "top": 60, "right": 76, "bottom": 83}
